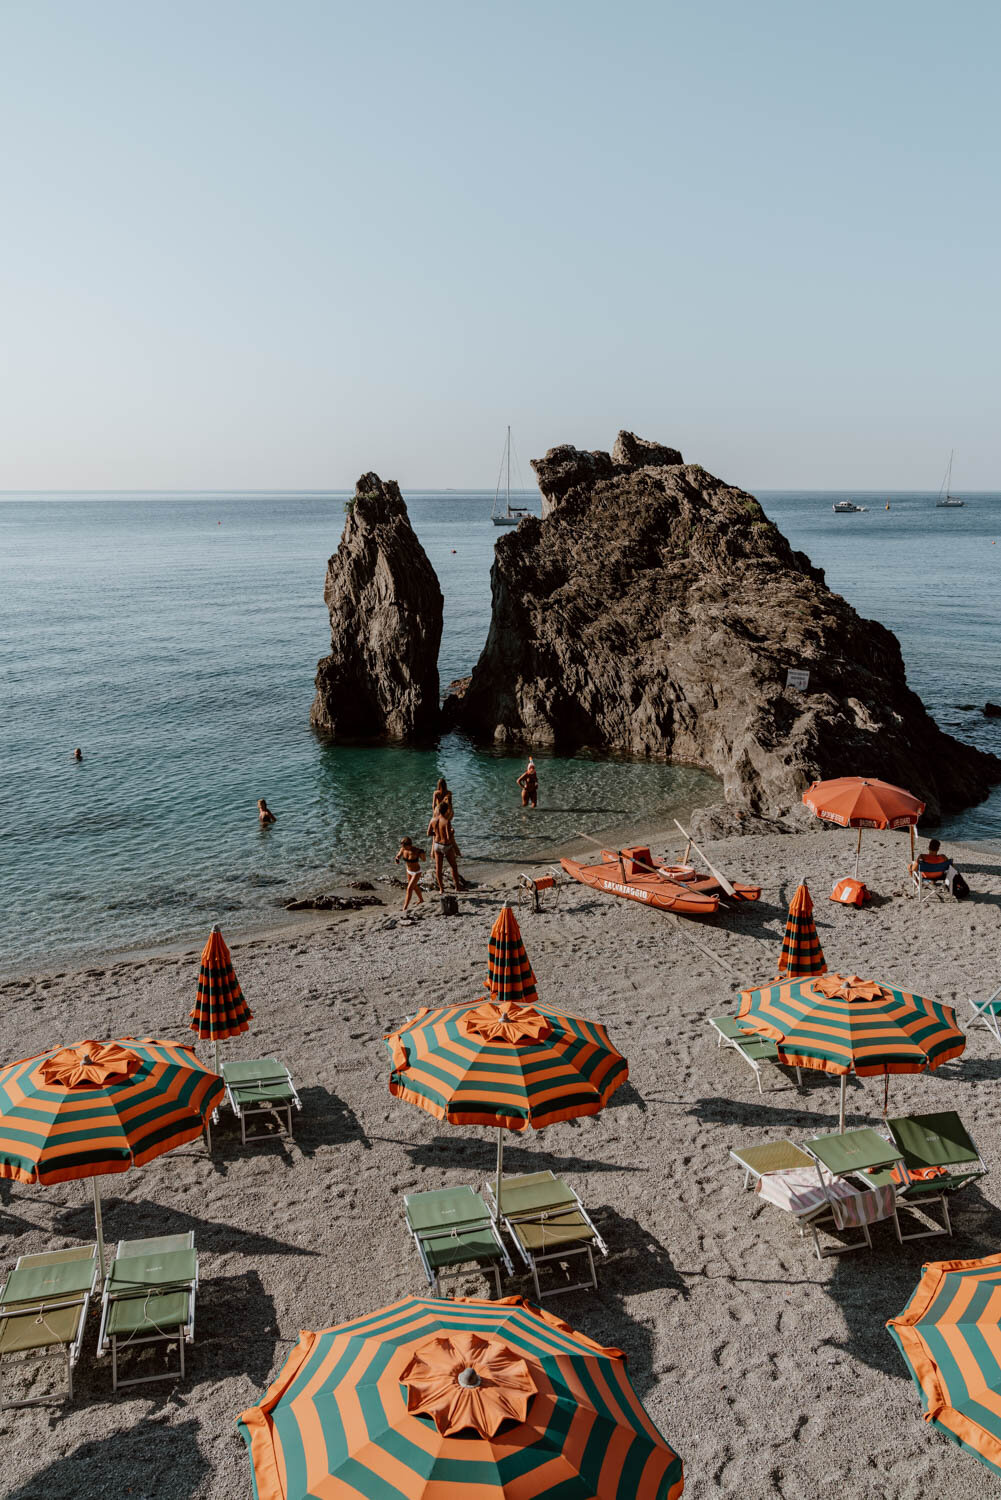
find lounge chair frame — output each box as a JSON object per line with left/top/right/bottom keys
{"left": 405, "top": 1188, "right": 515, "bottom": 1298}
{"left": 731, "top": 1138, "right": 900, "bottom": 1259}
{"left": 483, "top": 1173, "right": 607, "bottom": 1299}
{"left": 876, "top": 1113, "right": 988, "bottom": 1243}
{"left": 709, "top": 1016, "right": 803, "bottom": 1094}
{"left": 0, "top": 1247, "right": 98, "bottom": 1408}
{"left": 223, "top": 1060, "right": 302, "bottom": 1144}
{"left": 968, "top": 985, "right": 1001, "bottom": 1044}
{"left": 97, "top": 1233, "right": 198, "bottom": 1392}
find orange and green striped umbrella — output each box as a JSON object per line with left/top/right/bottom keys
{"left": 0, "top": 1037, "right": 223, "bottom": 1278}
{"left": 888, "top": 1253, "right": 1001, "bottom": 1478}
{"left": 737, "top": 972, "right": 965, "bottom": 1131}
{"left": 191, "top": 924, "right": 252, "bottom": 1070}
{"left": 776, "top": 881, "right": 826, "bottom": 978}
{"left": 485, "top": 905, "right": 538, "bottom": 1005}
{"left": 237, "top": 1294, "right": 684, "bottom": 1499}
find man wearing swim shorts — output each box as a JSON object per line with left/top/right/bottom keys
{"left": 427, "top": 806, "right": 464, "bottom": 892}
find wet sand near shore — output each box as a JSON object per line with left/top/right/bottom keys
{"left": 1, "top": 827, "right": 1000, "bottom": 1498}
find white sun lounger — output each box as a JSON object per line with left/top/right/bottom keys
{"left": 709, "top": 1016, "right": 802, "bottom": 1094}
{"left": 969, "top": 985, "right": 1001, "bottom": 1043}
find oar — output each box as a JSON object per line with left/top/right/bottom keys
{"left": 672, "top": 819, "right": 738, "bottom": 898}
{"left": 573, "top": 832, "right": 691, "bottom": 885}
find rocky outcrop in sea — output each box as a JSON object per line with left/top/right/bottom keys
{"left": 450, "top": 431, "right": 1001, "bottom": 822}
{"left": 311, "top": 473, "right": 443, "bottom": 740}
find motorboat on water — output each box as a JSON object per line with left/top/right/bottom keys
{"left": 491, "top": 426, "right": 535, "bottom": 526}
{"left": 833, "top": 500, "right": 867, "bottom": 513}
{"left": 559, "top": 846, "right": 761, "bottom": 918}
{"left": 936, "top": 449, "right": 966, "bottom": 506}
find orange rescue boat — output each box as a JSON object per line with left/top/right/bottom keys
{"left": 560, "top": 846, "right": 720, "bottom": 917}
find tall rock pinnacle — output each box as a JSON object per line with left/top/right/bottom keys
{"left": 310, "top": 474, "right": 443, "bottom": 740}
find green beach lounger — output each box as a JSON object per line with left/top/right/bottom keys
{"left": 97, "top": 1232, "right": 197, "bottom": 1391}
{"left": 709, "top": 1016, "right": 802, "bottom": 1093}
{"left": 404, "top": 1186, "right": 514, "bottom": 1297}
{"left": 0, "top": 1245, "right": 98, "bottom": 1407}
{"left": 867, "top": 1111, "right": 987, "bottom": 1241}
{"left": 483, "top": 1171, "right": 607, "bottom": 1300}
{"left": 222, "top": 1058, "right": 302, "bottom": 1144}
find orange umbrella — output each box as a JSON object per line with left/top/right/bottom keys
{"left": 485, "top": 904, "right": 538, "bottom": 1005}
{"left": 777, "top": 880, "right": 827, "bottom": 978}
{"left": 190, "top": 925, "right": 252, "bottom": 1072}
{"left": 237, "top": 1294, "right": 684, "bottom": 1498}
{"left": 802, "top": 776, "right": 925, "bottom": 877}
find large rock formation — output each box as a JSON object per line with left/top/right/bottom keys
{"left": 311, "top": 474, "right": 443, "bottom": 740}
{"left": 452, "top": 432, "right": 1001, "bottom": 821}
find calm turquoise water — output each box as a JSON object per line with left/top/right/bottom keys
{"left": 1, "top": 488, "right": 998, "bottom": 970}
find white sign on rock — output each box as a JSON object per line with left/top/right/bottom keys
{"left": 786, "top": 668, "right": 810, "bottom": 691}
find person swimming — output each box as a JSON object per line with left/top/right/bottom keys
{"left": 72, "top": 748, "right": 83, "bottom": 761}
{"left": 394, "top": 836, "right": 427, "bottom": 909}
{"left": 516, "top": 757, "right": 538, "bottom": 808}
{"left": 257, "top": 798, "right": 276, "bottom": 826}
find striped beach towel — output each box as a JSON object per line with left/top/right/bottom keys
{"left": 831, "top": 1181, "right": 896, "bottom": 1229}
{"left": 755, "top": 1165, "right": 856, "bottom": 1217}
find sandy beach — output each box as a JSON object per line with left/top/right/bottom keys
{"left": 2, "top": 825, "right": 1000, "bottom": 1499}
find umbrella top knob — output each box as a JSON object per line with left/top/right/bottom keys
{"left": 457, "top": 1367, "right": 481, "bottom": 1388}
{"left": 210, "top": 923, "right": 221, "bottom": 934}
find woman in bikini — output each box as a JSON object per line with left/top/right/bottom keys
{"left": 257, "top": 798, "right": 276, "bottom": 826}
{"left": 516, "top": 758, "right": 538, "bottom": 808}
{"left": 431, "top": 778, "right": 453, "bottom": 819}
{"left": 394, "top": 836, "right": 427, "bottom": 909}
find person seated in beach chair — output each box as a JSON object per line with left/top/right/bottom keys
{"left": 0, "top": 1245, "right": 98, "bottom": 1407}
{"left": 97, "top": 1233, "right": 198, "bottom": 1392}
{"left": 909, "top": 839, "right": 956, "bottom": 899}
{"left": 222, "top": 1058, "right": 302, "bottom": 1145}
{"left": 866, "top": 1111, "right": 987, "bottom": 1241}
{"left": 708, "top": 1016, "right": 802, "bottom": 1094}
{"left": 405, "top": 1185, "right": 514, "bottom": 1298}
{"left": 482, "top": 1170, "right": 608, "bottom": 1299}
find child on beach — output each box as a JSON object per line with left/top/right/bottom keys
{"left": 516, "top": 757, "right": 538, "bottom": 808}
{"left": 395, "top": 837, "right": 427, "bottom": 909}
{"left": 257, "top": 798, "right": 276, "bottom": 826}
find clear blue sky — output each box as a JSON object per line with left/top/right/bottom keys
{"left": 1, "top": 1, "right": 998, "bottom": 490}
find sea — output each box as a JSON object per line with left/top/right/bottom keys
{"left": 1, "top": 489, "right": 999, "bottom": 971}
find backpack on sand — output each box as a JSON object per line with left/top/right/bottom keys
{"left": 952, "top": 870, "right": 970, "bottom": 900}
{"left": 830, "top": 877, "right": 871, "bottom": 907}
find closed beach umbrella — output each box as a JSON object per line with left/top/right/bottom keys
{"left": 485, "top": 904, "right": 539, "bottom": 1006}
{"left": 802, "top": 776, "right": 925, "bottom": 878}
{"left": 0, "top": 1037, "right": 224, "bottom": 1278}
{"left": 777, "top": 880, "right": 827, "bottom": 979}
{"left": 386, "top": 990, "right": 627, "bottom": 1215}
{"left": 237, "top": 1293, "right": 684, "bottom": 1499}
{"left": 737, "top": 972, "right": 965, "bottom": 1132}
{"left": 190, "top": 924, "right": 253, "bottom": 1072}
{"left": 887, "top": 1253, "right": 1001, "bottom": 1479}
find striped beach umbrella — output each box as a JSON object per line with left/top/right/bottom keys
{"left": 485, "top": 904, "right": 538, "bottom": 1006}
{"left": 0, "top": 1037, "right": 223, "bottom": 1278}
{"left": 887, "top": 1253, "right": 1001, "bottom": 1478}
{"left": 386, "top": 997, "right": 627, "bottom": 1214}
{"left": 777, "top": 880, "right": 826, "bottom": 978}
{"left": 237, "top": 1294, "right": 684, "bottom": 1499}
{"left": 190, "top": 924, "right": 252, "bottom": 1071}
{"left": 737, "top": 972, "right": 965, "bottom": 1131}
{"left": 802, "top": 776, "right": 925, "bottom": 877}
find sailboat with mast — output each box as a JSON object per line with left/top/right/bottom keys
{"left": 936, "top": 450, "right": 965, "bottom": 507}
{"left": 491, "top": 425, "right": 534, "bottom": 526}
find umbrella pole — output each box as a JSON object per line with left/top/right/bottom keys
{"left": 494, "top": 1128, "right": 504, "bottom": 1221}
{"left": 909, "top": 825, "right": 915, "bottom": 879}
{"left": 92, "top": 1178, "right": 107, "bottom": 1283}
{"left": 214, "top": 1039, "right": 220, "bottom": 1075}
{"left": 854, "top": 827, "right": 863, "bottom": 880}
{"left": 839, "top": 1074, "right": 847, "bottom": 1135}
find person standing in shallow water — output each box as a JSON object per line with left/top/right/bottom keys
{"left": 517, "top": 757, "right": 538, "bottom": 808}
{"left": 257, "top": 798, "right": 276, "bottom": 826}
{"left": 431, "top": 777, "right": 453, "bottom": 819}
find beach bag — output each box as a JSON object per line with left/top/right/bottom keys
{"left": 830, "top": 877, "right": 870, "bottom": 907}
{"left": 952, "top": 870, "right": 970, "bottom": 901}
